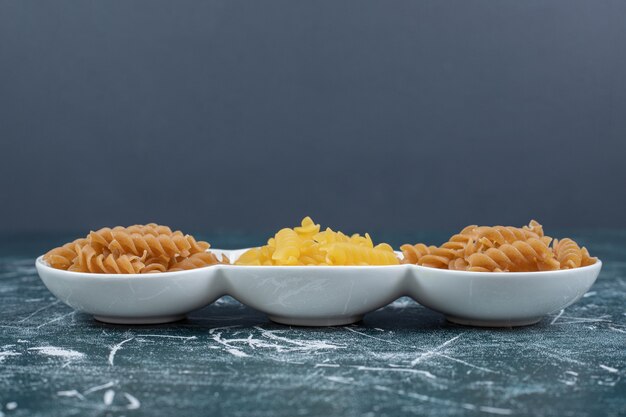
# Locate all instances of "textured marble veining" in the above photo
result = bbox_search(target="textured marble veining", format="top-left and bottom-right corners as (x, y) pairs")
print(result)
(0, 232), (624, 417)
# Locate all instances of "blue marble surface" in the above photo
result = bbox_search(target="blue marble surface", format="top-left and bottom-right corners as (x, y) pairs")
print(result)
(0, 232), (624, 417)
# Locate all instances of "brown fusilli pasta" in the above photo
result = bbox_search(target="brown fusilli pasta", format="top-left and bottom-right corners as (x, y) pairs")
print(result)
(399, 243), (431, 265)
(70, 245), (146, 274)
(43, 224), (225, 274)
(401, 221), (595, 272)
(553, 238), (583, 269)
(43, 238), (88, 270)
(169, 251), (228, 271)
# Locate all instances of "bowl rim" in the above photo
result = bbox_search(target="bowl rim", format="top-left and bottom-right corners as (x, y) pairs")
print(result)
(412, 258), (602, 276)
(35, 255), (220, 279)
(35, 253), (409, 279)
(36, 249), (602, 279)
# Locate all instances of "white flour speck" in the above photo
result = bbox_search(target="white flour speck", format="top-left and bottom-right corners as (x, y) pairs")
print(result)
(28, 346), (85, 359)
(226, 348), (249, 357)
(123, 393), (141, 410)
(57, 390), (85, 400)
(108, 337), (134, 366)
(600, 364), (619, 373)
(103, 389), (115, 405)
(325, 376), (355, 384)
(0, 351), (21, 362)
(478, 405), (513, 415)
(84, 381), (116, 395)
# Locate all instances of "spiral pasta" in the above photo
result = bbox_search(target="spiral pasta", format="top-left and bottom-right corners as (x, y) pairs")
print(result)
(553, 238), (583, 269)
(399, 243), (431, 265)
(401, 221), (595, 272)
(272, 228), (302, 265)
(322, 243), (400, 266)
(43, 238), (88, 270)
(466, 238), (560, 272)
(169, 251), (227, 271)
(235, 217), (400, 266)
(43, 224), (224, 274)
(70, 245), (146, 274)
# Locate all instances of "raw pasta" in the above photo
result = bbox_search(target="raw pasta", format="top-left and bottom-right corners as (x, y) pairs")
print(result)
(43, 224), (225, 274)
(235, 217), (400, 266)
(401, 221), (595, 272)
(169, 252), (228, 272)
(553, 238), (596, 269)
(70, 245), (146, 274)
(43, 238), (88, 270)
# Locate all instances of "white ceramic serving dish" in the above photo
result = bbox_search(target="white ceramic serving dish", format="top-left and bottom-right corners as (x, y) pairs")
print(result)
(221, 263), (408, 326)
(35, 249), (602, 327)
(406, 261), (602, 327)
(35, 250), (408, 326)
(35, 256), (226, 324)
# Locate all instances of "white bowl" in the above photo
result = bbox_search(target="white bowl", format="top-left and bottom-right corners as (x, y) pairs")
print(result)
(35, 250), (602, 327)
(222, 264), (408, 326)
(407, 261), (602, 327)
(35, 251), (408, 326)
(35, 256), (225, 324)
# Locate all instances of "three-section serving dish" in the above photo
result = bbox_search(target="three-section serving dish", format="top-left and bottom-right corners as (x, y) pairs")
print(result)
(36, 249), (602, 327)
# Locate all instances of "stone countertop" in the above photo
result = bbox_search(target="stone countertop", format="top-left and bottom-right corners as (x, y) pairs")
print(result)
(0, 231), (624, 417)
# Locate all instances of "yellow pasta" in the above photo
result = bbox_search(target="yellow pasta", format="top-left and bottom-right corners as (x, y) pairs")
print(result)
(43, 224), (223, 274)
(401, 220), (595, 272)
(272, 228), (302, 265)
(322, 243), (400, 266)
(235, 216), (399, 266)
(294, 216), (320, 238)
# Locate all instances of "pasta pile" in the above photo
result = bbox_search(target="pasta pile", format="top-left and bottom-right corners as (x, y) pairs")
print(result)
(43, 224), (226, 274)
(235, 217), (400, 266)
(401, 221), (595, 272)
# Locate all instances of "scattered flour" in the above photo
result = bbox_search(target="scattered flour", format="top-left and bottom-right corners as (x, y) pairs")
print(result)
(123, 393), (141, 410)
(103, 389), (115, 406)
(0, 351), (21, 362)
(57, 390), (85, 400)
(600, 364), (619, 373)
(28, 346), (85, 359)
(108, 337), (134, 366)
(83, 381), (116, 395)
(325, 376), (355, 384)
(226, 348), (249, 358)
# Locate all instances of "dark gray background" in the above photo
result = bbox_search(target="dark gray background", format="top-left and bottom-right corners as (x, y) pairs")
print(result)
(1, 0), (625, 234)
